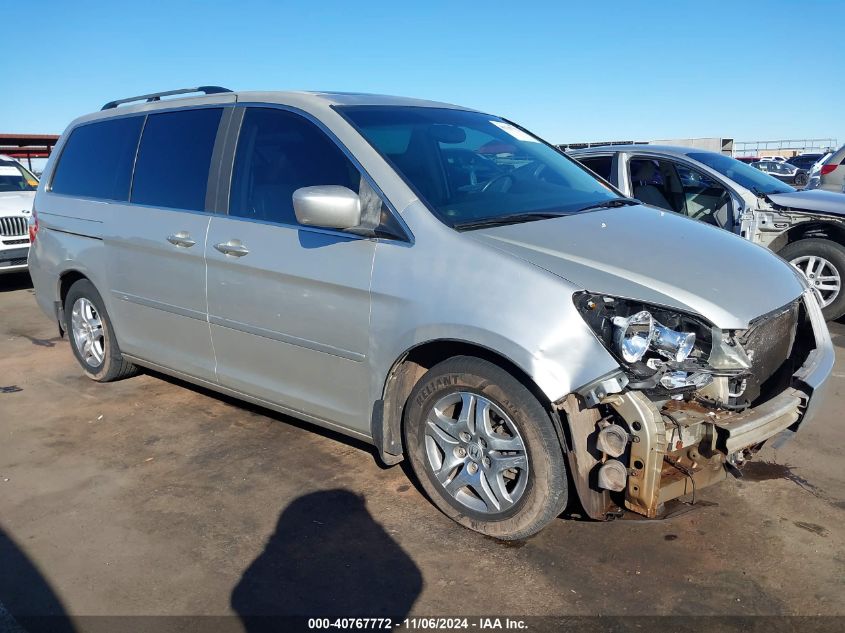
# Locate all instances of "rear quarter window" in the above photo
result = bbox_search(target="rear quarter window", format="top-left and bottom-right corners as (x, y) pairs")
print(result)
(131, 108), (223, 211)
(50, 116), (144, 201)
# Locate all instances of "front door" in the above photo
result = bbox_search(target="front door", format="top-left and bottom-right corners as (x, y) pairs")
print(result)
(205, 107), (375, 432)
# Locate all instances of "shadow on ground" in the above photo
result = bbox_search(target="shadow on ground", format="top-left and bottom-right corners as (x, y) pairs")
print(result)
(0, 526), (74, 633)
(0, 272), (32, 293)
(231, 489), (422, 631)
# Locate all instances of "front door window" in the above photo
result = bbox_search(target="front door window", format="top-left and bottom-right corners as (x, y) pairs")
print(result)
(673, 163), (732, 227)
(629, 157), (732, 228)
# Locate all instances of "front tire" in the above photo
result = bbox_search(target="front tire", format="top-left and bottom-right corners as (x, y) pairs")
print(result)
(403, 356), (567, 540)
(780, 238), (845, 320)
(64, 279), (138, 382)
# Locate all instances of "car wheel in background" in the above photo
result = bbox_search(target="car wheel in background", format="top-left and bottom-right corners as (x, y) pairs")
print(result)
(64, 279), (138, 382)
(794, 172), (808, 187)
(780, 238), (845, 320)
(403, 356), (567, 540)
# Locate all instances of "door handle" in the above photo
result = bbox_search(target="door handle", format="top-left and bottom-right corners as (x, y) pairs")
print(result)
(214, 240), (250, 257)
(167, 232), (196, 248)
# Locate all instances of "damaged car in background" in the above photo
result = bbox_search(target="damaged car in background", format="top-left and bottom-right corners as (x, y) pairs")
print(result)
(30, 90), (834, 539)
(570, 145), (845, 320)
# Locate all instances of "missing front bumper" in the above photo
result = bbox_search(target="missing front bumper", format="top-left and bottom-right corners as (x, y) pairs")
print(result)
(565, 290), (834, 520)
(603, 388), (807, 518)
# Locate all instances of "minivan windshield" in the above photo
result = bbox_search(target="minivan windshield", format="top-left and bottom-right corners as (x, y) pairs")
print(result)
(687, 151), (795, 195)
(341, 107), (622, 229)
(0, 159), (38, 193)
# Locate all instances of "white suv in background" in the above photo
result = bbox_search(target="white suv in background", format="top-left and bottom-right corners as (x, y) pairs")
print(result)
(0, 155), (38, 274)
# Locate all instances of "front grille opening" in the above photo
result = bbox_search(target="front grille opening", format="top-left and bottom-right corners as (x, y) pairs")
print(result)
(752, 301), (814, 406)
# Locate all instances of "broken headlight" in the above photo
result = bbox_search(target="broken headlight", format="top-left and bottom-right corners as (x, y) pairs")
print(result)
(612, 310), (696, 363)
(574, 292), (714, 393)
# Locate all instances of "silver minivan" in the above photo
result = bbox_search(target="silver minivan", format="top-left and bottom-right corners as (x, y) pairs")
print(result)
(29, 87), (834, 539)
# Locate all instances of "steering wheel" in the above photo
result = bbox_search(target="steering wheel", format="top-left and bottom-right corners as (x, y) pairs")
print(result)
(481, 173), (514, 193)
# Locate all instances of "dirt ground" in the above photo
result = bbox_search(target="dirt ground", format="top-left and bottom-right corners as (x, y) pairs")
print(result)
(1, 271), (843, 630)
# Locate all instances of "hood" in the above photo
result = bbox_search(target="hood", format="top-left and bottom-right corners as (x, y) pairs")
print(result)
(467, 205), (804, 329)
(765, 189), (845, 216)
(0, 191), (35, 215)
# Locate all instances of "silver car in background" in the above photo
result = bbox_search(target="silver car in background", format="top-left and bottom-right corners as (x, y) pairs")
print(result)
(809, 143), (845, 194)
(572, 145), (845, 320)
(28, 88), (833, 538)
(805, 152), (833, 191)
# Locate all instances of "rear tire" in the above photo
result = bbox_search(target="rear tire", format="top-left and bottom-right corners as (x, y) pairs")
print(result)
(780, 239), (845, 320)
(403, 356), (567, 540)
(64, 279), (138, 382)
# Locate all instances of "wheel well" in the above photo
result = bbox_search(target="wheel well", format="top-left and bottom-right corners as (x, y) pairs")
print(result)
(54, 270), (91, 333)
(772, 220), (845, 254)
(59, 270), (89, 306)
(374, 340), (561, 466)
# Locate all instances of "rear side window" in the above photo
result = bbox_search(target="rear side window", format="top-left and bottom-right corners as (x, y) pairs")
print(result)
(578, 155), (613, 181)
(229, 108), (360, 225)
(51, 116), (143, 201)
(131, 108), (222, 211)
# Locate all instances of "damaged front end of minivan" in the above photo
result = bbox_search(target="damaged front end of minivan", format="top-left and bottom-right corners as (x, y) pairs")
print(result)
(558, 288), (834, 520)
(743, 195), (845, 254)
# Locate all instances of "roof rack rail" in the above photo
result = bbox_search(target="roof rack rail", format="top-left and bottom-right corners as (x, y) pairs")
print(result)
(101, 86), (233, 110)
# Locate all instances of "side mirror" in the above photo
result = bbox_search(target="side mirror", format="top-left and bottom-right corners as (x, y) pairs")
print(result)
(292, 185), (362, 230)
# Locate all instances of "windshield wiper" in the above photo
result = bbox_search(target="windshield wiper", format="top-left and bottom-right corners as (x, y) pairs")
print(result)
(454, 198), (641, 230)
(573, 198), (640, 213)
(454, 211), (570, 231)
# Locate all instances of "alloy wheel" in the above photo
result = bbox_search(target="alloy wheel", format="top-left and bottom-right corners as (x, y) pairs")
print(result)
(423, 391), (529, 515)
(70, 297), (105, 367)
(790, 255), (842, 308)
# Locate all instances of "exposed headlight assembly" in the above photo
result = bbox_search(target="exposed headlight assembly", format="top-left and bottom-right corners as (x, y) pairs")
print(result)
(611, 311), (654, 363)
(574, 292), (714, 393)
(611, 310), (696, 363)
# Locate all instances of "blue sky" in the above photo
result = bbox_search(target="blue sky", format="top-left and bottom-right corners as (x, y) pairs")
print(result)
(3, 1), (844, 147)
